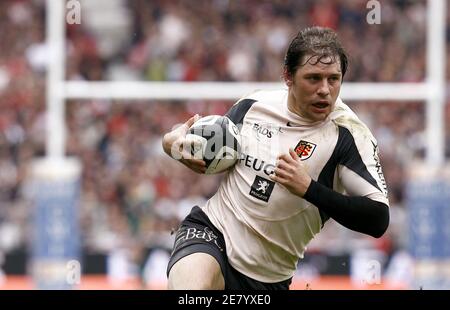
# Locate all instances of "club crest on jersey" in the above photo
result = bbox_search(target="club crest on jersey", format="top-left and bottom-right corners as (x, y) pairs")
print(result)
(294, 140), (317, 160)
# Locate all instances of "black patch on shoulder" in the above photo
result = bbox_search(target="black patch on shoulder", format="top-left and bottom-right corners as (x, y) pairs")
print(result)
(225, 99), (256, 126)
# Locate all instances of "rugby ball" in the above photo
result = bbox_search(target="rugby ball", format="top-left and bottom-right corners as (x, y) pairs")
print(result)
(186, 115), (241, 174)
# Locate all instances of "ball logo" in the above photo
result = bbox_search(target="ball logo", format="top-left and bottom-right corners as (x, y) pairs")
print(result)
(231, 124), (239, 136)
(184, 115), (241, 174)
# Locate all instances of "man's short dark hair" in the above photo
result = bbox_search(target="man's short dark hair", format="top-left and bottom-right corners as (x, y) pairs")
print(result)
(284, 27), (348, 79)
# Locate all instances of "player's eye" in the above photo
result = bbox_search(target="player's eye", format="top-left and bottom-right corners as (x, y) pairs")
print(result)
(329, 76), (340, 81)
(306, 75), (321, 81)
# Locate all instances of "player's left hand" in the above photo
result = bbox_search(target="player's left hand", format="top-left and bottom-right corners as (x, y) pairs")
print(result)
(162, 114), (207, 174)
(269, 148), (312, 197)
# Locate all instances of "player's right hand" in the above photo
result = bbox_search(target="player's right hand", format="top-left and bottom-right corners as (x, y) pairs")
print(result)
(270, 148), (312, 197)
(162, 114), (207, 174)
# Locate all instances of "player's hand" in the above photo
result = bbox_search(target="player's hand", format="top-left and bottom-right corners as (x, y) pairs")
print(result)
(162, 114), (206, 174)
(269, 148), (312, 197)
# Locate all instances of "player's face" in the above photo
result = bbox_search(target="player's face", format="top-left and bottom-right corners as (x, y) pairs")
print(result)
(288, 55), (342, 122)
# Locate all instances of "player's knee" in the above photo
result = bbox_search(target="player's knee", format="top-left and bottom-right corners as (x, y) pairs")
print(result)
(168, 253), (224, 290)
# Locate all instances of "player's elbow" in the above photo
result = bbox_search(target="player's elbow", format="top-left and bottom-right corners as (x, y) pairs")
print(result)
(371, 204), (390, 238)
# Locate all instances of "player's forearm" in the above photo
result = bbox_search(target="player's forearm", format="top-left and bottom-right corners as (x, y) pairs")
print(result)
(303, 180), (389, 238)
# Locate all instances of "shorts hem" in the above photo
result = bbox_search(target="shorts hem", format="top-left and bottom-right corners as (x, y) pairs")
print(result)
(166, 243), (226, 279)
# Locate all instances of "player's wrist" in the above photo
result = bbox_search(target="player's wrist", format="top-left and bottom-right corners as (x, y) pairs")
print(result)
(299, 176), (312, 197)
(302, 178), (316, 199)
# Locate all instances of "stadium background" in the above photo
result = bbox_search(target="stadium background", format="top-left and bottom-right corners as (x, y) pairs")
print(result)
(0, 0), (448, 289)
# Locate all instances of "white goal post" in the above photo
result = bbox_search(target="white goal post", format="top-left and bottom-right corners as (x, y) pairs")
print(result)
(46, 0), (446, 166)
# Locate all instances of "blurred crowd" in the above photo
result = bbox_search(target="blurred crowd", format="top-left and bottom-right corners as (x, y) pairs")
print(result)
(0, 0), (449, 283)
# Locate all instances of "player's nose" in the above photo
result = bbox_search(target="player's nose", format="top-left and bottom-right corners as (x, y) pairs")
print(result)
(317, 79), (330, 97)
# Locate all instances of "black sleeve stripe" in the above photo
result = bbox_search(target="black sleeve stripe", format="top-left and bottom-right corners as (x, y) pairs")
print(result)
(225, 99), (257, 126)
(337, 126), (381, 192)
(316, 144), (339, 226)
(315, 126), (381, 227)
(304, 180), (389, 238)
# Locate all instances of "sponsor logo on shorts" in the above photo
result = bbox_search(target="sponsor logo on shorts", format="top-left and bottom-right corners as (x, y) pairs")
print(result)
(174, 227), (223, 252)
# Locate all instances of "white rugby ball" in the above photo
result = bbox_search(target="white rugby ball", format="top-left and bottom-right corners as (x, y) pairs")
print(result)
(186, 115), (241, 174)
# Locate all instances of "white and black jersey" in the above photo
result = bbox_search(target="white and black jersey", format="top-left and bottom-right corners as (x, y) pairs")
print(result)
(201, 89), (389, 283)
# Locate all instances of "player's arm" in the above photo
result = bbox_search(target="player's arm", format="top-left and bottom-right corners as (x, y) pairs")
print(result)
(270, 149), (389, 238)
(162, 114), (206, 174)
(303, 180), (389, 238)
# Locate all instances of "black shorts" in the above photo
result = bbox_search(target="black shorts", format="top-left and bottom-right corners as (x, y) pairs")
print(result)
(167, 206), (292, 290)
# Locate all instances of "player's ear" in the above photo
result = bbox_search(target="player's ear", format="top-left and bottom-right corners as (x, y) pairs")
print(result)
(283, 68), (293, 87)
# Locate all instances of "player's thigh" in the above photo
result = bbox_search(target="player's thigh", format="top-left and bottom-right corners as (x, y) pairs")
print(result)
(168, 252), (225, 290)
